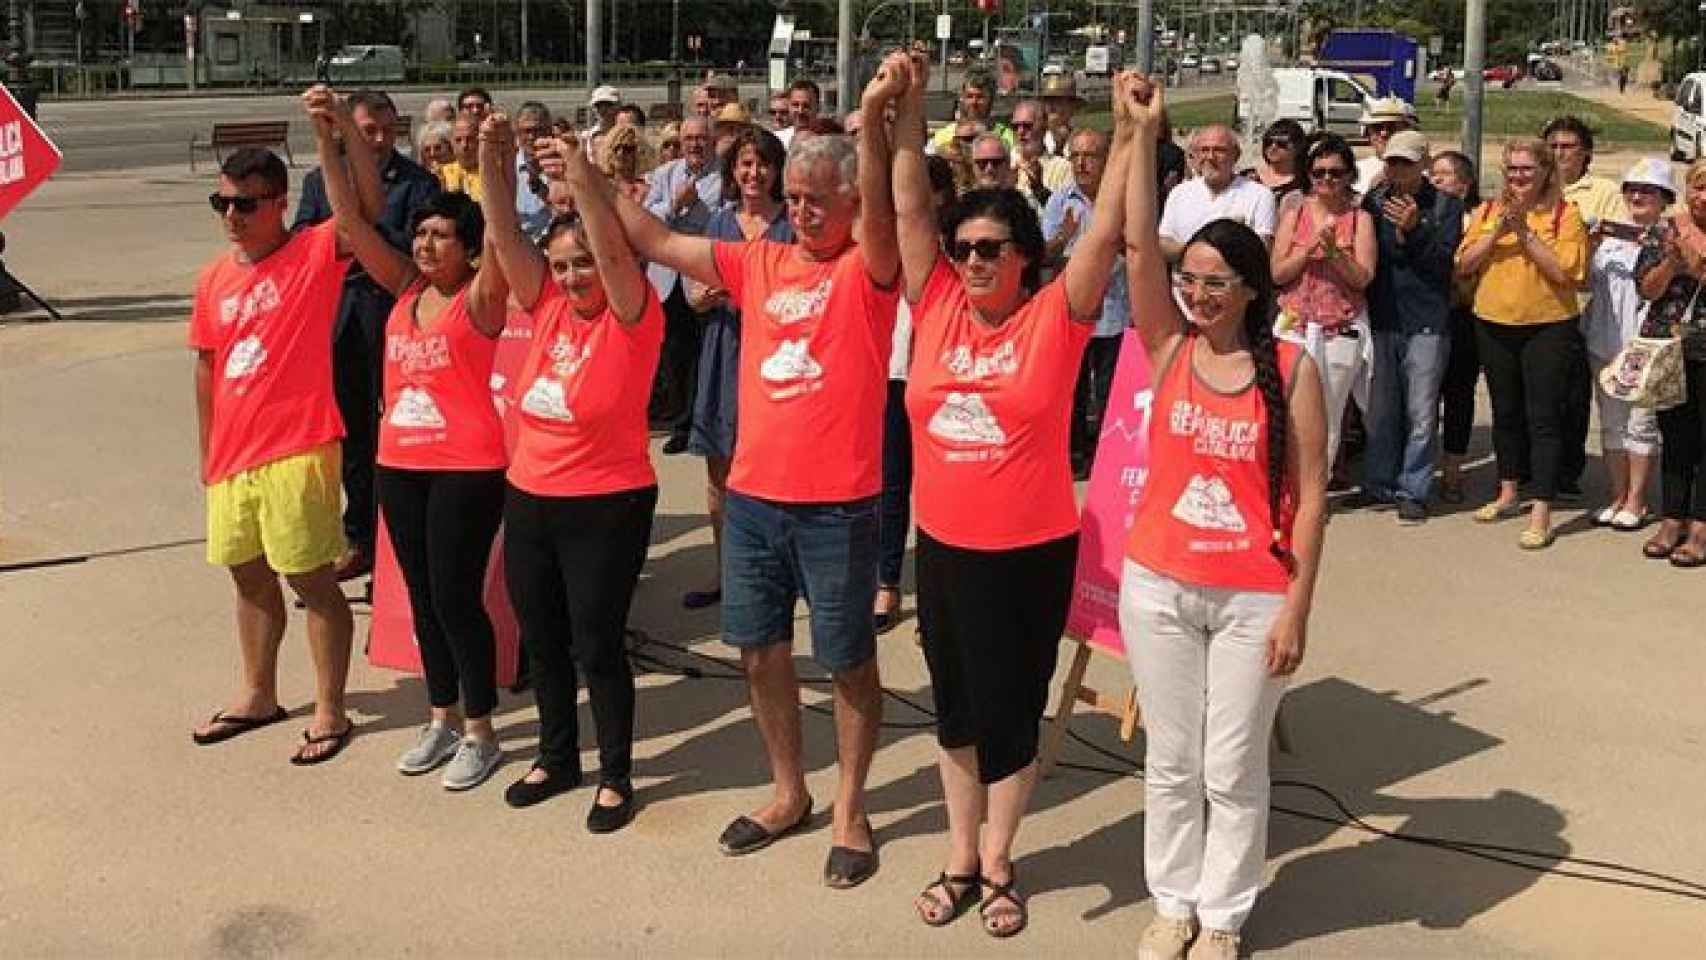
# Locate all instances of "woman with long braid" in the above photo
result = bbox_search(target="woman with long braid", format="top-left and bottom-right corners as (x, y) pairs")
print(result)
(1119, 81), (1330, 960)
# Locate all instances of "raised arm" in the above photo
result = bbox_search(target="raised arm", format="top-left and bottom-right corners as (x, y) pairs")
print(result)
(1060, 70), (1135, 323)
(856, 51), (909, 288)
(562, 129), (650, 326)
(478, 115), (548, 310)
(893, 47), (940, 303)
(610, 188), (721, 291)
(1123, 77), (1184, 362)
(304, 86), (415, 296)
(456, 115), (513, 336)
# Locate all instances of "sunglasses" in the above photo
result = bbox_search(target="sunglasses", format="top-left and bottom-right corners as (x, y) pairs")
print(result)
(1310, 167), (1350, 181)
(973, 157), (1008, 169)
(209, 193), (280, 214)
(1172, 271), (1241, 296)
(1011, 120), (1036, 130)
(1263, 137), (1294, 149)
(948, 238), (1012, 262)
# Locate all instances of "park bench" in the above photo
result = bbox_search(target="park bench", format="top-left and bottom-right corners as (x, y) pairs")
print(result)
(189, 121), (292, 172)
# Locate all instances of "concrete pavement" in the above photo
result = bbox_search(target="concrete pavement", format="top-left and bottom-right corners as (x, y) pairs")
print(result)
(3, 152), (1706, 956)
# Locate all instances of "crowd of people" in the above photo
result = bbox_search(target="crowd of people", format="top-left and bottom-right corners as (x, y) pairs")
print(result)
(183, 48), (1704, 957)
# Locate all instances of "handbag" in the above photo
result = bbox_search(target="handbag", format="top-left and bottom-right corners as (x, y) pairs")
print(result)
(1599, 276), (1696, 410)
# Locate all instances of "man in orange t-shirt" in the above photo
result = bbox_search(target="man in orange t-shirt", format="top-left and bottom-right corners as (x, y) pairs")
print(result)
(186, 147), (356, 766)
(611, 56), (910, 887)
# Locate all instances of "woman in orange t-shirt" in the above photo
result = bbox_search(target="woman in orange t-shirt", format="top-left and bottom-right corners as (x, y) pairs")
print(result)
(890, 62), (1138, 938)
(1120, 83), (1329, 958)
(308, 91), (513, 789)
(482, 120), (665, 834)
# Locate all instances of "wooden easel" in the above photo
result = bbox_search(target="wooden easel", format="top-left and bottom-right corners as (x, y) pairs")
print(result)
(1038, 635), (1296, 779)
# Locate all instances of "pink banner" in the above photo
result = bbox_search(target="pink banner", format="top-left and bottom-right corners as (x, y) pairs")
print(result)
(368, 308), (536, 685)
(1065, 331), (1156, 657)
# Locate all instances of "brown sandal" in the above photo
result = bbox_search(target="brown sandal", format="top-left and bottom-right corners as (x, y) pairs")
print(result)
(1644, 523), (1685, 560)
(1670, 542), (1706, 568)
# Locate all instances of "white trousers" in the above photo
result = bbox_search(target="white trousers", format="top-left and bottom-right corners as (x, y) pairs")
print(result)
(1119, 560), (1288, 933)
(1281, 319), (1369, 464)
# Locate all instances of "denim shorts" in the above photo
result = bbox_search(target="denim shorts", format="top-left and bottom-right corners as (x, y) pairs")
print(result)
(721, 490), (879, 673)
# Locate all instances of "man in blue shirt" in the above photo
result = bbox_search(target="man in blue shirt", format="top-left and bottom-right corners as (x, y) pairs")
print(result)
(292, 89), (440, 580)
(512, 101), (555, 240)
(1042, 128), (1127, 479)
(642, 116), (724, 453)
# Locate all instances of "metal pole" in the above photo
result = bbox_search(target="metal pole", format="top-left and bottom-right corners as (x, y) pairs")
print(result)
(1137, 0), (1154, 73)
(837, 0), (853, 115)
(521, 0), (530, 67)
(940, 0), (948, 91)
(1463, 0), (1486, 190)
(588, 0), (603, 87)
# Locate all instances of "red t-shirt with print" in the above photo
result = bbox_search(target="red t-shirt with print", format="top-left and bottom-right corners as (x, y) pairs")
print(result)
(506, 282), (665, 497)
(712, 239), (898, 503)
(188, 221), (349, 485)
(376, 283), (507, 471)
(906, 260), (1092, 549)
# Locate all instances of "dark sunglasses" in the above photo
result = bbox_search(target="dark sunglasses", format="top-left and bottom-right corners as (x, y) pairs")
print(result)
(1011, 120), (1035, 130)
(1310, 167), (1350, 181)
(209, 193), (279, 214)
(1263, 136), (1295, 149)
(948, 238), (1011, 262)
(973, 157), (1007, 168)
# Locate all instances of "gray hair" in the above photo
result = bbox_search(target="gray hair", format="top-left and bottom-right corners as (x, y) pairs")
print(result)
(417, 119), (453, 151)
(516, 100), (552, 123)
(1011, 99), (1043, 123)
(787, 133), (858, 193)
(424, 97), (455, 123)
(970, 133), (1009, 157)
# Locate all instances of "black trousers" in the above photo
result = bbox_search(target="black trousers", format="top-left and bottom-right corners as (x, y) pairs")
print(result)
(1071, 335), (1122, 468)
(333, 297), (388, 554)
(1475, 318), (1584, 501)
(503, 484), (657, 782)
(653, 284), (702, 440)
(1560, 329), (1592, 490)
(1441, 306), (1480, 457)
(1658, 356), (1706, 521)
(376, 467), (506, 719)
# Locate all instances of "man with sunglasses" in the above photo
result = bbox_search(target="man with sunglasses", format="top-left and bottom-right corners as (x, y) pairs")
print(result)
(1353, 96), (1415, 195)
(513, 101), (555, 239)
(1358, 130), (1464, 524)
(1158, 124), (1276, 262)
(1043, 128), (1129, 478)
(189, 145), (357, 764)
(1008, 100), (1070, 210)
(292, 88), (442, 583)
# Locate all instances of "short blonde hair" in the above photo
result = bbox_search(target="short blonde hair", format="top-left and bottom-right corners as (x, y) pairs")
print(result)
(1686, 158), (1706, 192)
(1503, 137), (1560, 204)
(599, 124), (655, 177)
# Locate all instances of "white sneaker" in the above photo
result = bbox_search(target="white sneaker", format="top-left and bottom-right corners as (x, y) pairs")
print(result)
(440, 737), (502, 791)
(1186, 928), (1241, 960)
(1138, 914), (1200, 960)
(396, 723), (460, 775)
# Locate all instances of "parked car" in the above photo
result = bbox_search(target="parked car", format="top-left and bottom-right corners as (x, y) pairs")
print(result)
(1180, 54), (1200, 70)
(1530, 58), (1563, 82)
(1674, 71), (1706, 162)
(948, 52), (967, 66)
(1201, 57), (1221, 74)
(1224, 56), (1239, 71)
(1484, 64), (1522, 85)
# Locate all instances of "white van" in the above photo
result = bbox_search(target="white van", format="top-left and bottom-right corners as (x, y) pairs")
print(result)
(1238, 67), (1378, 138)
(1672, 72), (1706, 162)
(327, 45), (406, 84)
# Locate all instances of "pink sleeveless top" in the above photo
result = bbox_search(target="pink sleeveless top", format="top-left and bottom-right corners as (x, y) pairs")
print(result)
(1277, 202), (1365, 333)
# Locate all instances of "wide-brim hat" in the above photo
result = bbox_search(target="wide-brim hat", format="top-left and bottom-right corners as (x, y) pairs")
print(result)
(1039, 73), (1082, 101)
(589, 85), (621, 106)
(715, 102), (752, 125)
(1359, 95), (1414, 126)
(1622, 156), (1678, 198)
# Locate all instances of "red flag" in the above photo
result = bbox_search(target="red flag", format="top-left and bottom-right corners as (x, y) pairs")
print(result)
(0, 85), (63, 222)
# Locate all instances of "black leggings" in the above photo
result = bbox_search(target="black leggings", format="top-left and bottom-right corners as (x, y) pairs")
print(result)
(1475, 318), (1583, 501)
(375, 467), (506, 719)
(1441, 306), (1479, 457)
(504, 483), (657, 782)
(1658, 356), (1706, 521)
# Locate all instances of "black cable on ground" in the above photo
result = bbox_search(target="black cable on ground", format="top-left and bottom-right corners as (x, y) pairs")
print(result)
(0, 536), (206, 574)
(632, 634), (1706, 904)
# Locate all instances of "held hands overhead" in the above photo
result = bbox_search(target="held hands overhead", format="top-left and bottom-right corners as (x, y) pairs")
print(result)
(300, 84), (344, 138)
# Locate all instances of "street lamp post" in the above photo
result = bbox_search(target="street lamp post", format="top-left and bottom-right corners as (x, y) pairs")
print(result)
(5, 0), (36, 116)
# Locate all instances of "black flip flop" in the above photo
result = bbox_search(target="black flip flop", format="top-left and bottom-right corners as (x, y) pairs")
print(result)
(979, 871), (1028, 939)
(289, 721), (354, 766)
(191, 706), (288, 746)
(917, 871), (982, 927)
(1669, 544), (1706, 569)
(823, 817), (878, 889)
(718, 798), (814, 856)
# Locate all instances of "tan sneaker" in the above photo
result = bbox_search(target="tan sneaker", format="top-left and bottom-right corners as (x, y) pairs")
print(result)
(1138, 914), (1199, 960)
(1186, 928), (1241, 960)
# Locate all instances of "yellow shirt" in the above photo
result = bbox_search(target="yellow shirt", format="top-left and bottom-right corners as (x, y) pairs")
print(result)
(1458, 200), (1589, 326)
(1563, 174), (1629, 229)
(438, 161), (484, 203)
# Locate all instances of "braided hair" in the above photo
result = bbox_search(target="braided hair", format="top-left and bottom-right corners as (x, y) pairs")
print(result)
(1185, 219), (1293, 570)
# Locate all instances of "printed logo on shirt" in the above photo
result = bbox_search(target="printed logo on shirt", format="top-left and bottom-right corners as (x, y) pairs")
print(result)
(547, 333), (593, 378)
(388, 386), (447, 430)
(520, 377), (574, 422)
(219, 278), (281, 329)
(1168, 400), (1259, 461)
(759, 338), (825, 399)
(928, 392), (1007, 448)
(489, 373), (509, 415)
(387, 333), (451, 376)
(1171, 474), (1248, 533)
(763, 279), (833, 326)
(940, 341), (1018, 381)
(224, 334), (267, 381)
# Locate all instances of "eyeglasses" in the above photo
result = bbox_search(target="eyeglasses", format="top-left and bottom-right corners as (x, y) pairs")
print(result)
(209, 193), (280, 214)
(1263, 137), (1294, 149)
(1623, 184), (1664, 198)
(948, 238), (1012, 262)
(1310, 167), (1351, 181)
(1011, 120), (1035, 130)
(1172, 271), (1241, 296)
(1504, 164), (1538, 176)
(973, 157), (1008, 169)
(1196, 145), (1235, 156)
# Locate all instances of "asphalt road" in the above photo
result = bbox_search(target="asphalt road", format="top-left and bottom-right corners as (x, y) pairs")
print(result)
(34, 76), (1234, 174)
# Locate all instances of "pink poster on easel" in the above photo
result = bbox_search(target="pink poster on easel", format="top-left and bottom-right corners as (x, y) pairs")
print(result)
(1065, 330), (1156, 658)
(368, 308), (535, 685)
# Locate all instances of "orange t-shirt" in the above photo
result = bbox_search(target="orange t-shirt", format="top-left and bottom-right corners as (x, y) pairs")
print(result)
(906, 260), (1092, 549)
(1126, 333), (1305, 593)
(376, 283), (507, 471)
(712, 239), (899, 503)
(506, 282), (665, 497)
(188, 221), (349, 485)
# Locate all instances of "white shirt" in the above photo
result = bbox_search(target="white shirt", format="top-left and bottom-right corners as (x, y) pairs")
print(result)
(775, 126), (795, 150)
(1158, 175), (1278, 245)
(888, 299), (912, 380)
(1353, 155), (1385, 196)
(1585, 237), (1648, 364)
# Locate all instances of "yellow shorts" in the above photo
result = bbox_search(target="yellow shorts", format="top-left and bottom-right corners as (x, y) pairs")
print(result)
(206, 442), (346, 575)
